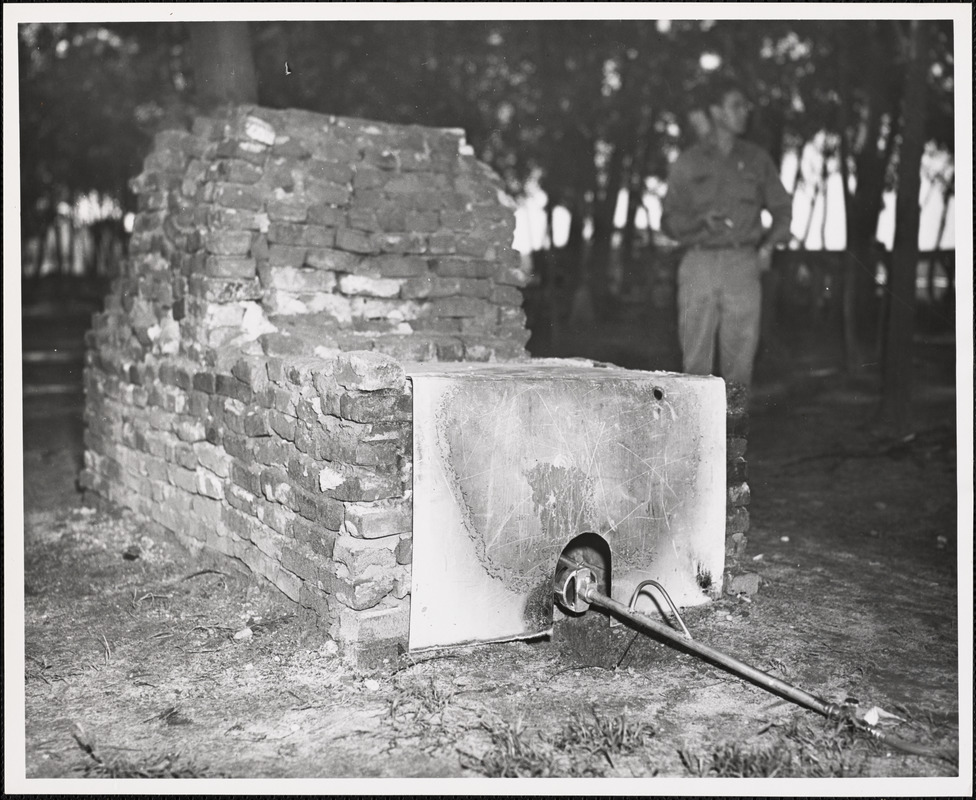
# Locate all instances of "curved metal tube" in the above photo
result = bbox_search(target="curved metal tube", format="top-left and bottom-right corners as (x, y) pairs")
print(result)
(628, 579), (693, 640)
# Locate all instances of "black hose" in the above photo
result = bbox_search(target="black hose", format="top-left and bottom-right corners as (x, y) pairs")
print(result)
(847, 718), (957, 763)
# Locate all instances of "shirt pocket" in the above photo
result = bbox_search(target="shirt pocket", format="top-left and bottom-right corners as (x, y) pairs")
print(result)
(735, 170), (762, 207)
(688, 171), (716, 208)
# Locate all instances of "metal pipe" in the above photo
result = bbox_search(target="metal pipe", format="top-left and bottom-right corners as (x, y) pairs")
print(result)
(554, 564), (955, 762)
(577, 580), (841, 718)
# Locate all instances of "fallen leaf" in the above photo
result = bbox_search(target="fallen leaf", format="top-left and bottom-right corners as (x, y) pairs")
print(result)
(861, 706), (904, 726)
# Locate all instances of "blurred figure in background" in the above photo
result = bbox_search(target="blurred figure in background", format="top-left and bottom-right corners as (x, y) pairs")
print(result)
(662, 75), (792, 391)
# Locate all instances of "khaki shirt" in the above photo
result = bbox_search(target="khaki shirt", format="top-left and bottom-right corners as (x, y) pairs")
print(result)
(661, 138), (793, 249)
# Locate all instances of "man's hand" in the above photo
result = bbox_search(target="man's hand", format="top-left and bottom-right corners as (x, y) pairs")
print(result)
(757, 244), (774, 272)
(703, 209), (733, 234)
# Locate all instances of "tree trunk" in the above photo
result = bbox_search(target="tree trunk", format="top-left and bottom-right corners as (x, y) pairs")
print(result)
(847, 23), (903, 349)
(933, 181), (953, 251)
(819, 141), (830, 249)
(567, 145), (598, 326)
(587, 138), (628, 311)
(838, 129), (862, 372)
(189, 22), (259, 110)
(620, 167), (646, 295)
(879, 21), (929, 434)
(800, 178), (821, 248)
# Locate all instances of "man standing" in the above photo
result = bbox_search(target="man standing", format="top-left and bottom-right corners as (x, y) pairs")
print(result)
(661, 77), (793, 390)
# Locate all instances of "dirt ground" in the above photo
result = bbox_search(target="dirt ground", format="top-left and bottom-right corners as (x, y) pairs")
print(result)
(10, 284), (972, 791)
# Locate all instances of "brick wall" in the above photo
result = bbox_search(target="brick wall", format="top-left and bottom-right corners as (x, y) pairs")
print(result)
(82, 104), (750, 662)
(725, 381), (752, 586)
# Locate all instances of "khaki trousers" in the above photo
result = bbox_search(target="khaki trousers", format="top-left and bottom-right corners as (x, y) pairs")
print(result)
(676, 247), (762, 387)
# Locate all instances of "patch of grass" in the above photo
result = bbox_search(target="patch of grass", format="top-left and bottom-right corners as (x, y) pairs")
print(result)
(462, 717), (566, 778)
(553, 707), (655, 769)
(678, 715), (872, 778)
(679, 740), (793, 777)
(389, 676), (456, 726)
(782, 716), (874, 777)
(75, 750), (224, 779)
(462, 709), (655, 778)
(386, 675), (465, 755)
(71, 724), (225, 778)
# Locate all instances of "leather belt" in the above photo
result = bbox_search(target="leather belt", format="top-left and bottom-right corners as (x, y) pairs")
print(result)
(692, 242), (759, 251)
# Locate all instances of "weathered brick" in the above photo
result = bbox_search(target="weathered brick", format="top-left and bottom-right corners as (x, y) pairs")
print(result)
(289, 485), (345, 529)
(307, 204), (343, 228)
(193, 441), (232, 477)
(258, 465), (291, 504)
(726, 531), (749, 559)
(347, 207), (380, 232)
(334, 351), (405, 392)
(268, 409), (298, 441)
(262, 265), (337, 293)
(206, 230), (253, 256)
(174, 418), (207, 443)
(336, 274), (401, 299)
(727, 412), (750, 438)
(436, 340), (465, 361)
(273, 137), (312, 159)
(490, 284), (524, 306)
(423, 296), (495, 319)
(333, 565), (395, 612)
(726, 506), (750, 535)
(336, 599), (409, 651)
(439, 209), (475, 229)
(167, 463), (198, 493)
(728, 455), (748, 483)
(336, 228), (377, 255)
(305, 182), (351, 206)
(404, 211), (439, 232)
(215, 374), (254, 403)
(344, 500), (412, 540)
(302, 225), (336, 248)
(215, 159), (263, 184)
(728, 482), (751, 507)
(431, 258), (496, 278)
(267, 198), (308, 223)
(293, 518), (339, 555)
(377, 232), (428, 254)
(231, 460), (263, 495)
(172, 441), (200, 470)
(280, 545), (331, 588)
(204, 256), (258, 280)
(226, 483), (258, 516)
(258, 501), (298, 538)
(395, 535), (412, 565)
(727, 437), (748, 460)
(339, 391), (411, 424)
(401, 275), (491, 300)
(215, 183), (265, 210)
(268, 244), (308, 268)
(209, 208), (270, 232)
(427, 231), (458, 254)
(306, 159), (353, 185)
(305, 246), (362, 271)
(267, 222), (306, 246)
